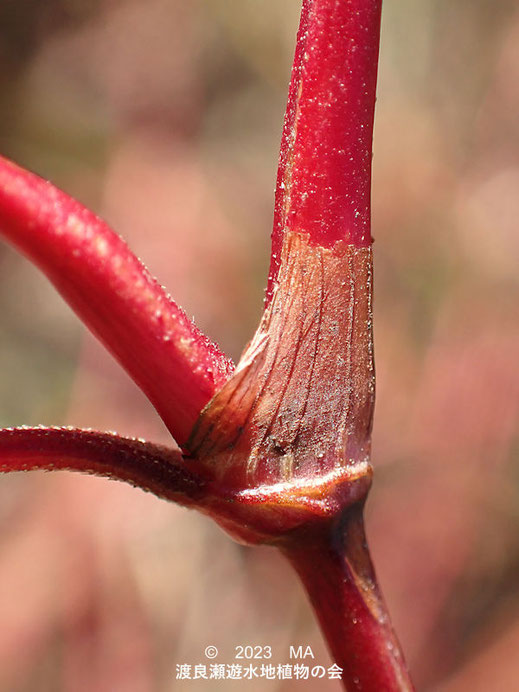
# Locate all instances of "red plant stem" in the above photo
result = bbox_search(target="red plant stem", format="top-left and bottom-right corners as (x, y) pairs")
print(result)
(0, 156), (233, 445)
(268, 0), (382, 301)
(0, 427), (206, 505)
(282, 505), (414, 691)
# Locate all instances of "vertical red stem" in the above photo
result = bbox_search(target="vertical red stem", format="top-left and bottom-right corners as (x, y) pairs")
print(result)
(282, 506), (414, 691)
(268, 0), (382, 300)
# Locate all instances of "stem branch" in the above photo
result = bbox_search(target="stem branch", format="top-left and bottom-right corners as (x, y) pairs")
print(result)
(0, 427), (206, 505)
(0, 156), (233, 445)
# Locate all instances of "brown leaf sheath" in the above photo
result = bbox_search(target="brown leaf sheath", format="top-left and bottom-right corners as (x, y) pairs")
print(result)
(189, 231), (374, 492)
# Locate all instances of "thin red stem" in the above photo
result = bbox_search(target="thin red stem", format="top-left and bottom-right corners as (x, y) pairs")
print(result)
(0, 156), (233, 445)
(0, 427), (206, 505)
(282, 505), (414, 691)
(268, 0), (382, 301)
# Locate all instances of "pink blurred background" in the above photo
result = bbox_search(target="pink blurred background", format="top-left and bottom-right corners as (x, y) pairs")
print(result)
(1, 1), (518, 690)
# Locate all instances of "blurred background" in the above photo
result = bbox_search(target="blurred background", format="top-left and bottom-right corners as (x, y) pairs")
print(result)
(0, 0), (518, 690)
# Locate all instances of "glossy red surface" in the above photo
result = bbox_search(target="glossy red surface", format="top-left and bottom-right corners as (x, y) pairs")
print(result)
(0, 156), (233, 445)
(268, 0), (382, 301)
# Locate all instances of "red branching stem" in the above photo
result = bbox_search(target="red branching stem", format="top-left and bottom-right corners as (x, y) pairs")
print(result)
(0, 427), (206, 505)
(282, 506), (414, 692)
(268, 0), (382, 301)
(0, 156), (234, 445)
